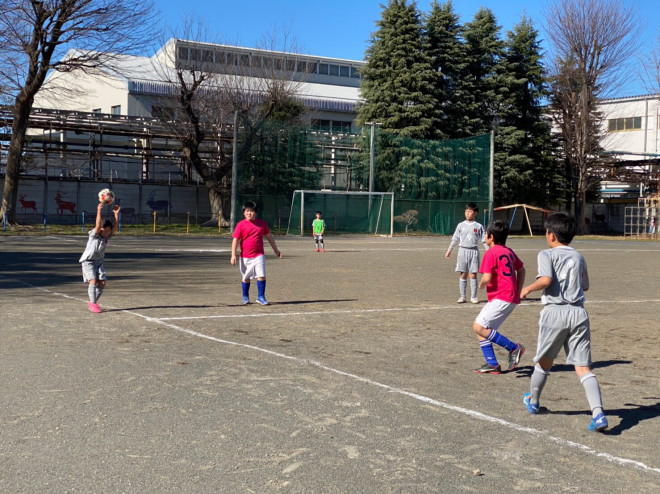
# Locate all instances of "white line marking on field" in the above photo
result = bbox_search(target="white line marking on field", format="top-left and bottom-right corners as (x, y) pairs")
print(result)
(157, 299), (660, 321)
(4, 274), (660, 477)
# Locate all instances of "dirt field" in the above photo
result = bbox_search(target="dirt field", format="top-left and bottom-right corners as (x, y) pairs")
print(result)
(1, 234), (659, 493)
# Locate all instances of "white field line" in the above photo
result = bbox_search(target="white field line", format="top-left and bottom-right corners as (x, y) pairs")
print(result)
(2, 274), (660, 477)
(157, 299), (660, 321)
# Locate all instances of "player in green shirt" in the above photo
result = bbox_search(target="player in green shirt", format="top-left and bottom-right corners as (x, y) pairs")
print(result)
(312, 211), (326, 252)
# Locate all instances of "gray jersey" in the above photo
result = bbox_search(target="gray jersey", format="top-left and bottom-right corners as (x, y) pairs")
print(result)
(447, 220), (485, 251)
(79, 230), (110, 263)
(537, 246), (589, 306)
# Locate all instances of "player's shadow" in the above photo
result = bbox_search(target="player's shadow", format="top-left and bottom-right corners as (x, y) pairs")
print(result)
(512, 359), (632, 378)
(225, 298), (357, 307)
(106, 304), (213, 311)
(546, 400), (660, 435)
(274, 298), (358, 305)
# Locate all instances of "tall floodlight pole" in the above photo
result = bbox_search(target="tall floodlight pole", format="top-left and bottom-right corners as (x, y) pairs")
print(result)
(367, 122), (377, 194)
(230, 111), (239, 233)
(489, 130), (495, 223)
(366, 122), (380, 218)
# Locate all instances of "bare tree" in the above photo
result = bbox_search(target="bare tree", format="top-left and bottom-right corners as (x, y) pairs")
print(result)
(545, 0), (640, 232)
(640, 32), (660, 95)
(0, 0), (157, 224)
(151, 19), (306, 225)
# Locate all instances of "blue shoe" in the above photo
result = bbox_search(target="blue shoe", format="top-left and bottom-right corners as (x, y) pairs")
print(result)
(242, 296), (250, 305)
(256, 296), (269, 305)
(523, 393), (539, 414)
(588, 413), (608, 432)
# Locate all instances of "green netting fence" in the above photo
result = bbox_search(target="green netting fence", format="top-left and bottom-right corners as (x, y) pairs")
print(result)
(234, 123), (492, 235)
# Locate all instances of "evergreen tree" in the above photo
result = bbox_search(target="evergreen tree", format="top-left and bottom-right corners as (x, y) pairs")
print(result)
(494, 17), (563, 206)
(357, 0), (437, 140)
(457, 8), (503, 138)
(425, 1), (465, 139)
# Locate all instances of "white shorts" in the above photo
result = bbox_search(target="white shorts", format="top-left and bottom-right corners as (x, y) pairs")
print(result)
(81, 260), (106, 283)
(239, 254), (266, 281)
(533, 306), (592, 366)
(475, 299), (516, 331)
(455, 247), (480, 273)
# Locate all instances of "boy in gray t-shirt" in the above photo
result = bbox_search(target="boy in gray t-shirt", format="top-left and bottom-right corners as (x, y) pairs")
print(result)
(445, 202), (486, 304)
(520, 213), (607, 432)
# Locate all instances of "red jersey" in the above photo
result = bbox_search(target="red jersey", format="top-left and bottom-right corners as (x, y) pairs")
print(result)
(233, 218), (270, 258)
(479, 244), (524, 303)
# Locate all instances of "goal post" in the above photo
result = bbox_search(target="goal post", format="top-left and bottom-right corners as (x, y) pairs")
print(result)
(286, 190), (394, 236)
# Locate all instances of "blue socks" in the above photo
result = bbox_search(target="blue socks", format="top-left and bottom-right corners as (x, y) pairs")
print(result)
(242, 282), (250, 298)
(257, 280), (266, 298)
(487, 329), (517, 353)
(479, 341), (498, 366)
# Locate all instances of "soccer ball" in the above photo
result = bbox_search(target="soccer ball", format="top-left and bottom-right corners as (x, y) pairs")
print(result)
(98, 188), (115, 205)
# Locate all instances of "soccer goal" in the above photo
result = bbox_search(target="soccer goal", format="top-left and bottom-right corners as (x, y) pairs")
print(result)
(286, 190), (394, 236)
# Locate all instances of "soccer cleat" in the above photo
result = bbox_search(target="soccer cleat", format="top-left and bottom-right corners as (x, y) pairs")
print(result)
(470, 297), (479, 304)
(321, 248), (325, 252)
(588, 413), (608, 432)
(507, 345), (525, 371)
(473, 363), (501, 374)
(523, 393), (539, 414)
(457, 297), (466, 303)
(88, 301), (102, 313)
(256, 296), (269, 305)
(242, 296), (250, 305)
(315, 248), (320, 252)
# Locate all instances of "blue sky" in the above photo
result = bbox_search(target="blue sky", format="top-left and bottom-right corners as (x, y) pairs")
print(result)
(154, 0), (658, 97)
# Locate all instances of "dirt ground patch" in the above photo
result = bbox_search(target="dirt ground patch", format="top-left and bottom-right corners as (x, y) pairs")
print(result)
(1, 234), (659, 493)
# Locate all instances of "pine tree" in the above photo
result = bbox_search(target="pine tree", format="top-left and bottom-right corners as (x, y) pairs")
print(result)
(495, 17), (562, 206)
(425, 1), (465, 139)
(457, 8), (503, 138)
(357, 0), (437, 140)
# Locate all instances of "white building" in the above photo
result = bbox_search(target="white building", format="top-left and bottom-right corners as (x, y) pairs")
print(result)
(598, 93), (660, 198)
(35, 38), (364, 132)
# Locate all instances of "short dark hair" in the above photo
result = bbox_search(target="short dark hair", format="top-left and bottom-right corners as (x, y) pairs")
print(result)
(486, 219), (509, 245)
(242, 201), (258, 212)
(102, 219), (114, 229)
(466, 202), (479, 213)
(315, 210), (322, 215)
(545, 212), (577, 244)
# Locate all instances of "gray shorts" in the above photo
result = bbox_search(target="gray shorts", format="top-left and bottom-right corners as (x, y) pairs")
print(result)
(455, 247), (480, 273)
(81, 260), (106, 283)
(533, 306), (592, 366)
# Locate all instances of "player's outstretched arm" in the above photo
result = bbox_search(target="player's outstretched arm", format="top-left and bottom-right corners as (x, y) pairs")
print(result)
(111, 205), (121, 235)
(521, 276), (551, 299)
(93, 203), (104, 234)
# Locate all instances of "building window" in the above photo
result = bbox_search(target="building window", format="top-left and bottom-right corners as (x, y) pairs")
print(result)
(177, 46), (188, 60)
(350, 67), (361, 79)
(92, 108), (102, 114)
(318, 63), (329, 75)
(339, 65), (349, 77)
(111, 105), (121, 115)
(329, 64), (339, 76)
(608, 116), (642, 132)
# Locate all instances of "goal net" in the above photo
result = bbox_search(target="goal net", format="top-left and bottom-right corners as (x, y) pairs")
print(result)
(286, 190), (394, 236)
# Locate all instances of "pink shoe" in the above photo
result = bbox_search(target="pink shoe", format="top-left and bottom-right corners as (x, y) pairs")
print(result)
(88, 301), (102, 313)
